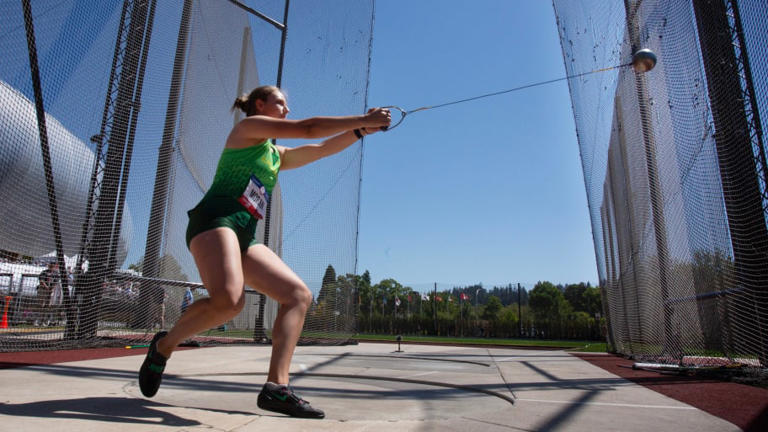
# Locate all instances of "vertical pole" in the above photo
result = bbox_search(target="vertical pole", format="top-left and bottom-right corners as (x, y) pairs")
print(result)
(140, 0), (192, 328)
(614, 97), (645, 344)
(234, 25), (251, 128)
(257, 0), (290, 341)
(144, 0), (192, 280)
(692, 0), (768, 366)
(264, 0), (290, 249)
(21, 0), (72, 335)
(81, 0), (153, 338)
(433, 282), (437, 335)
(459, 294), (463, 337)
(518, 283), (522, 337)
(601, 204), (619, 351)
(624, 0), (675, 359)
(109, 0), (158, 272)
(274, 0), (290, 89)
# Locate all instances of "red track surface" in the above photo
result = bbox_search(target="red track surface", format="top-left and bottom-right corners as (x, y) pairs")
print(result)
(0, 346), (194, 369)
(574, 353), (768, 432)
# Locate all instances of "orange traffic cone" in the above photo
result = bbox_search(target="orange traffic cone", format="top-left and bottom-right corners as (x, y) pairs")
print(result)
(1, 296), (11, 329)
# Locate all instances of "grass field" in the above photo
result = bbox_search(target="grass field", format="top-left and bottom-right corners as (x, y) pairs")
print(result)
(195, 327), (608, 352)
(0, 324), (608, 353)
(353, 333), (608, 352)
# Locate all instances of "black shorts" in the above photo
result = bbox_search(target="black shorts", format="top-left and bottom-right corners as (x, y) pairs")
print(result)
(186, 197), (259, 252)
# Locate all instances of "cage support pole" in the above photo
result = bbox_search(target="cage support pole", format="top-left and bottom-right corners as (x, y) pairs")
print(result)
(21, 0), (72, 335)
(140, 0), (193, 329)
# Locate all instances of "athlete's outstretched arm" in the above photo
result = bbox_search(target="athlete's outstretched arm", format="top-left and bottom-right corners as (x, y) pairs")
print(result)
(278, 125), (383, 170)
(227, 108), (390, 147)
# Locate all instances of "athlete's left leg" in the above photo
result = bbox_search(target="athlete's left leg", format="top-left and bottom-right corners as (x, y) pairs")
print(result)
(241, 244), (312, 385)
(242, 244), (324, 418)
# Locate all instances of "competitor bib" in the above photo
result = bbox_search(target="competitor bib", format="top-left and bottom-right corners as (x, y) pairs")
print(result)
(238, 175), (270, 219)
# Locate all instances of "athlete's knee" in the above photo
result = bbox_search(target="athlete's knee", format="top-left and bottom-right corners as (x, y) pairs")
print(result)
(209, 289), (246, 317)
(285, 283), (312, 310)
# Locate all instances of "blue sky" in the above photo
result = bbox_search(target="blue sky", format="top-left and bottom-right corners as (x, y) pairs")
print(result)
(356, 1), (598, 289)
(1, 0), (597, 292)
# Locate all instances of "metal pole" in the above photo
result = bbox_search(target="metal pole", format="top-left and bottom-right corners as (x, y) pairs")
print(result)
(81, 0), (154, 338)
(235, 26), (251, 128)
(433, 282), (437, 335)
(459, 294), (463, 337)
(254, 0), (290, 342)
(226, 0), (285, 30)
(143, 0), (192, 280)
(140, 0), (192, 329)
(109, 0), (158, 272)
(264, 0), (290, 249)
(275, 0), (290, 89)
(518, 283), (522, 337)
(624, 0), (675, 359)
(692, 0), (768, 366)
(21, 0), (71, 334)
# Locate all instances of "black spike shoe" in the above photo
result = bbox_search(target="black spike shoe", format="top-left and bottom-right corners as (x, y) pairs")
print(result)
(257, 382), (325, 419)
(138, 331), (168, 397)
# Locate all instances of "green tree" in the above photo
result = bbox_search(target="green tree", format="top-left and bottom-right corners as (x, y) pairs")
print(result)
(498, 305), (520, 337)
(482, 296), (503, 320)
(564, 283), (588, 312)
(375, 278), (404, 314)
(582, 285), (602, 316)
(333, 273), (360, 330)
(529, 282), (562, 317)
(317, 264), (337, 304)
(358, 270), (374, 319)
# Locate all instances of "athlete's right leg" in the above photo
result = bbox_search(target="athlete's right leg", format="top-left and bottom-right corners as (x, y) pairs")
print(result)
(154, 227), (246, 358)
(140, 227), (246, 397)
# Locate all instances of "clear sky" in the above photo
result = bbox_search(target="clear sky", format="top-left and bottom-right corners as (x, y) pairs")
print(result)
(2, 0), (597, 292)
(356, 1), (599, 290)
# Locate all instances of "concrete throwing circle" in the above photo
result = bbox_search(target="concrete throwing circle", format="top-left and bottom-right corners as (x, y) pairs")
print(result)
(124, 353), (514, 421)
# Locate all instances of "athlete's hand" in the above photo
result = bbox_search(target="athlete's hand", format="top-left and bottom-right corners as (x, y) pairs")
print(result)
(363, 107), (391, 130)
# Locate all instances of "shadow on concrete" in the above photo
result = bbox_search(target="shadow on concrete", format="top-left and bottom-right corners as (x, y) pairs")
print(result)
(0, 396), (248, 426)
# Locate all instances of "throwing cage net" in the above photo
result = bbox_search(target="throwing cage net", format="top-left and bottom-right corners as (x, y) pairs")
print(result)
(0, 0), (373, 351)
(553, 0), (768, 372)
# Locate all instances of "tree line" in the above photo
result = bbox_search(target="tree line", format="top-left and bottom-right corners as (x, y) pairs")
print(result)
(312, 265), (604, 340)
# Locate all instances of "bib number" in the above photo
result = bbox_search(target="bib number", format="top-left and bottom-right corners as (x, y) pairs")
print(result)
(238, 175), (270, 219)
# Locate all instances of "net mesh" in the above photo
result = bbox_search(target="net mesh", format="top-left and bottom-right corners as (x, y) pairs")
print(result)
(0, 0), (373, 351)
(553, 0), (768, 370)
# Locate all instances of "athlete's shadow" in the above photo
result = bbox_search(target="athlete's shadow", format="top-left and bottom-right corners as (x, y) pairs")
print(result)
(0, 396), (249, 426)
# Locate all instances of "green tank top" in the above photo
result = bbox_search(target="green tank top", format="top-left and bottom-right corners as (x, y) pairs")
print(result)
(204, 139), (281, 200)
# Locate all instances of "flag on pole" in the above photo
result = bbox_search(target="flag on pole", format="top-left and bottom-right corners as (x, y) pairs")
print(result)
(422, 293), (429, 301)
(436, 295), (443, 302)
(395, 297), (401, 307)
(460, 293), (470, 301)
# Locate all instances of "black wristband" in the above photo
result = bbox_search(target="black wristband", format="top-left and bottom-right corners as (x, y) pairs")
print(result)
(353, 129), (363, 139)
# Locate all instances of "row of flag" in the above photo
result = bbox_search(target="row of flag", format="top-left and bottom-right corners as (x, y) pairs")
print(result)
(382, 292), (472, 304)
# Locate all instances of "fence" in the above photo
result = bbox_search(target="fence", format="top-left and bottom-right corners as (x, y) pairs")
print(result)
(553, 0), (768, 369)
(0, 0), (373, 351)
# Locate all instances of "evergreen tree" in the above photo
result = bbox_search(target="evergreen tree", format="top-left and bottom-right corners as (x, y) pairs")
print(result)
(318, 265), (337, 304)
(482, 296), (503, 320)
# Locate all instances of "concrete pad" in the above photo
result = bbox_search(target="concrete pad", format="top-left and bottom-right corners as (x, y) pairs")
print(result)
(0, 343), (741, 431)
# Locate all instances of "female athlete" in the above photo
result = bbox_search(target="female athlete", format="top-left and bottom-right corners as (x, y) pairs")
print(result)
(139, 85), (391, 419)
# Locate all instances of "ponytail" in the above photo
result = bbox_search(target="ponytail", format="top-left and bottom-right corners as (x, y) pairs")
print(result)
(231, 85), (281, 116)
(231, 95), (250, 113)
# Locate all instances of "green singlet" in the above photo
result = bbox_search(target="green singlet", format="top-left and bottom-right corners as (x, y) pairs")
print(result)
(186, 140), (281, 251)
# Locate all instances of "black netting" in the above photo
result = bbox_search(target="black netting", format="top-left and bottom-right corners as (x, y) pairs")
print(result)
(0, 0), (373, 350)
(554, 0), (768, 370)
